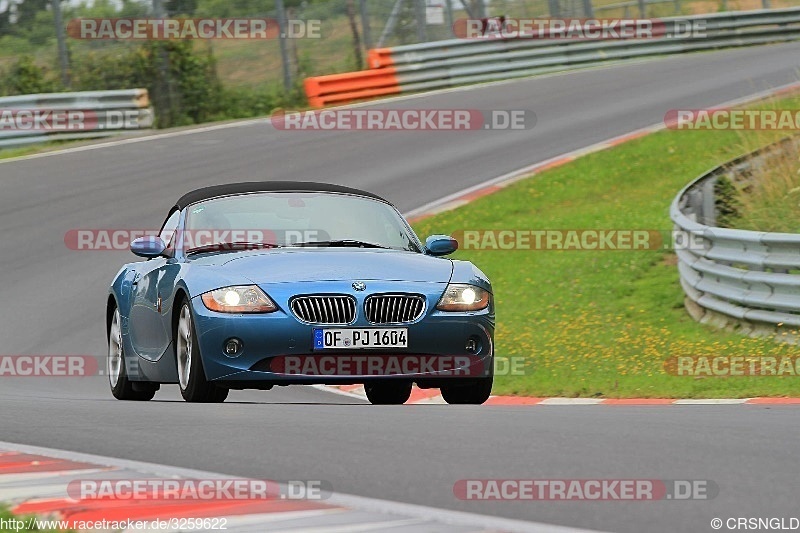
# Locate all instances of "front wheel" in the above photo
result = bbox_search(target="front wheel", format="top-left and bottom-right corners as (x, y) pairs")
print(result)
(108, 307), (156, 401)
(176, 301), (228, 403)
(365, 381), (412, 405)
(441, 377), (493, 405)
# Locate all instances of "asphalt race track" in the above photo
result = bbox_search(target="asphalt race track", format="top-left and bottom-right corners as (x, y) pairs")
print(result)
(1, 43), (800, 532)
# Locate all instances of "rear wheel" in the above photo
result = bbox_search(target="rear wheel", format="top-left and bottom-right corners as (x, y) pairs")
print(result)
(108, 307), (156, 401)
(365, 381), (412, 405)
(176, 302), (228, 403)
(441, 377), (493, 405)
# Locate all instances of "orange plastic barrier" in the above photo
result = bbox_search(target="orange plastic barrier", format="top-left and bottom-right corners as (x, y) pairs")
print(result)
(367, 48), (395, 69)
(303, 67), (399, 108)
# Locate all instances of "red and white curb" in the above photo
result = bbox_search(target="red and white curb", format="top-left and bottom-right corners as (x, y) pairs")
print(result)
(0, 441), (604, 533)
(319, 385), (800, 405)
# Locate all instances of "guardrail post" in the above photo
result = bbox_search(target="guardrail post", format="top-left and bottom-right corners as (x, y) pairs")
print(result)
(416, 0), (428, 42)
(51, 0), (70, 88)
(701, 177), (717, 227)
(638, 0), (647, 17)
(377, 0), (404, 48)
(152, 0), (175, 127)
(445, 0), (455, 36)
(276, 0), (294, 91)
(583, 0), (595, 17)
(360, 0), (373, 51)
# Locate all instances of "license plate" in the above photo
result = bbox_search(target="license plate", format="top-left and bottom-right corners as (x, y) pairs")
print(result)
(313, 328), (408, 349)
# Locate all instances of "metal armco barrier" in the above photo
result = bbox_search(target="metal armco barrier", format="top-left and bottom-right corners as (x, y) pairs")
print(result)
(671, 136), (800, 329)
(305, 8), (800, 107)
(0, 89), (154, 149)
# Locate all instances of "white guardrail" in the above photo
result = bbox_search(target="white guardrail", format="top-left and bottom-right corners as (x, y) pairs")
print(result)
(305, 8), (800, 106)
(372, 8), (800, 89)
(671, 136), (800, 329)
(0, 89), (154, 149)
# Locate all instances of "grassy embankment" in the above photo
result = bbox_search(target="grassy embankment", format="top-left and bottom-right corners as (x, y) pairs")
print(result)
(412, 94), (800, 398)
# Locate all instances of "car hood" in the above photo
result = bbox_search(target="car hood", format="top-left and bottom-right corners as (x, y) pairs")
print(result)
(192, 248), (454, 284)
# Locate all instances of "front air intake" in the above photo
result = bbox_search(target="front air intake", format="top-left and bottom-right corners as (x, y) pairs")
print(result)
(291, 295), (356, 324)
(365, 294), (425, 324)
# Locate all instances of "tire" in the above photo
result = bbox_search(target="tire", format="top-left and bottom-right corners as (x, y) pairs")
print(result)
(441, 376), (493, 405)
(108, 307), (156, 401)
(176, 301), (228, 403)
(365, 381), (412, 405)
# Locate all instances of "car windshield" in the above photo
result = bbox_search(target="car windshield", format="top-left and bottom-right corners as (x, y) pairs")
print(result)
(184, 192), (421, 252)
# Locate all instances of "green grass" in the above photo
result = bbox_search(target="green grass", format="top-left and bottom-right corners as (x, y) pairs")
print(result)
(412, 96), (800, 398)
(726, 135), (800, 233)
(0, 145), (51, 159)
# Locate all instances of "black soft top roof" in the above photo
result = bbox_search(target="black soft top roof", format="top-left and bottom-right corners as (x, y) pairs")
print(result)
(174, 181), (388, 210)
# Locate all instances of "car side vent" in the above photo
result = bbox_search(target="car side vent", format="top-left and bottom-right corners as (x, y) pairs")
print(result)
(365, 294), (425, 324)
(291, 295), (356, 324)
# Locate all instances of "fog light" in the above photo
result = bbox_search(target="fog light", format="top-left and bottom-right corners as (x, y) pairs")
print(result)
(224, 338), (243, 357)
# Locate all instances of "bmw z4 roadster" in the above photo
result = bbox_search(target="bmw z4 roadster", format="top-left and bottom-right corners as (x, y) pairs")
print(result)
(107, 182), (494, 405)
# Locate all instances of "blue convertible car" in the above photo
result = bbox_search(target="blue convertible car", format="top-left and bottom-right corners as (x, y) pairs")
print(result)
(107, 182), (494, 404)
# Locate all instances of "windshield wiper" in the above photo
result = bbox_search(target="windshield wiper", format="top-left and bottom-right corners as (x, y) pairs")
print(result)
(290, 239), (390, 249)
(186, 241), (281, 255)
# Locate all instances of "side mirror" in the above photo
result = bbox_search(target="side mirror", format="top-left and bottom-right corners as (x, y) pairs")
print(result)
(425, 234), (458, 256)
(131, 236), (167, 258)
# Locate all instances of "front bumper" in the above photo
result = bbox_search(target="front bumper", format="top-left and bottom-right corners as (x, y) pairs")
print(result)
(190, 281), (494, 385)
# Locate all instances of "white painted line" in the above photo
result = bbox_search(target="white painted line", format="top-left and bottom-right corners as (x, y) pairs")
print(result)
(0, 484), (71, 501)
(673, 399), (749, 405)
(267, 518), (428, 533)
(539, 398), (605, 406)
(0, 119), (267, 165)
(311, 384), (368, 401)
(0, 468), (111, 484)
(0, 441), (605, 533)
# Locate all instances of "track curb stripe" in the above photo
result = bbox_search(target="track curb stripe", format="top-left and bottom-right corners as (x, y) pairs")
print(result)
(323, 385), (800, 405)
(0, 441), (600, 533)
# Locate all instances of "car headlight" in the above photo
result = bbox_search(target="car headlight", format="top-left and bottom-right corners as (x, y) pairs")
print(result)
(201, 285), (277, 313)
(436, 284), (491, 312)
